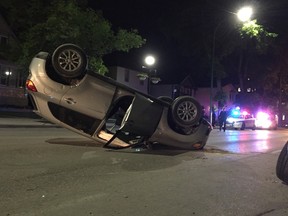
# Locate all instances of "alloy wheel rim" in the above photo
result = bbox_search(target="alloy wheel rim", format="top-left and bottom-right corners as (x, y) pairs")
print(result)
(176, 101), (197, 122)
(58, 49), (82, 72)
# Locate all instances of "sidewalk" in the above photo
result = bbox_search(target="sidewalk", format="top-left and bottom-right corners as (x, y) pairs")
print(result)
(0, 108), (58, 128)
(0, 107), (36, 117)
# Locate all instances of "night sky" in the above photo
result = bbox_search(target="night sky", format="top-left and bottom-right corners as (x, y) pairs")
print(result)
(88, 0), (197, 84)
(88, 0), (288, 85)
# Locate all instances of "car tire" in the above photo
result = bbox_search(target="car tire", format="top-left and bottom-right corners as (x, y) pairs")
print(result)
(276, 142), (288, 184)
(52, 43), (87, 79)
(171, 96), (202, 127)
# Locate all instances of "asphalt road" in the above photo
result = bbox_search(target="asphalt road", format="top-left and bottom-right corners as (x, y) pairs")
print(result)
(1, 114), (288, 216)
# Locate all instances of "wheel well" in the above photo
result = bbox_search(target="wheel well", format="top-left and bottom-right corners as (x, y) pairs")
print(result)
(166, 107), (202, 135)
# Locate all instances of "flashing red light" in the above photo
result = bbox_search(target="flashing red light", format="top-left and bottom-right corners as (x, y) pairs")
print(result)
(242, 111), (248, 115)
(26, 79), (37, 92)
(256, 111), (269, 119)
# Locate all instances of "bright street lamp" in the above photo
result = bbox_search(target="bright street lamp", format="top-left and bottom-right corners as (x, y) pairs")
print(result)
(210, 6), (253, 124)
(137, 55), (161, 94)
(144, 55), (156, 66)
(237, 6), (253, 22)
(5, 71), (12, 76)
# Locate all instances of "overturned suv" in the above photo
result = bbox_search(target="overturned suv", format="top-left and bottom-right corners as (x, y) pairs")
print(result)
(26, 44), (212, 150)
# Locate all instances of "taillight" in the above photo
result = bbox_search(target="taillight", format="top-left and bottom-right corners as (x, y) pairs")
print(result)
(26, 79), (37, 92)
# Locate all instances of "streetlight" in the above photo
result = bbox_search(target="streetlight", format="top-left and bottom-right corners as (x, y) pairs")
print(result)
(144, 55), (156, 66)
(5, 70), (12, 86)
(237, 7), (253, 22)
(137, 55), (161, 94)
(209, 6), (253, 124)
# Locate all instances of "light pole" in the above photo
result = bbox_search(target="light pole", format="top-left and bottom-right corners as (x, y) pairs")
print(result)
(137, 55), (161, 95)
(209, 6), (253, 124)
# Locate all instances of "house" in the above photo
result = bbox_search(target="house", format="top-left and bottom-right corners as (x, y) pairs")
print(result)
(107, 66), (148, 93)
(196, 84), (237, 114)
(0, 13), (19, 86)
(107, 66), (179, 99)
(0, 13), (27, 107)
(107, 68), (237, 118)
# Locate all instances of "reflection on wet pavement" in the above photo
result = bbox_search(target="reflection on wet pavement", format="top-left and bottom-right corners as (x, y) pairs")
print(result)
(207, 129), (288, 154)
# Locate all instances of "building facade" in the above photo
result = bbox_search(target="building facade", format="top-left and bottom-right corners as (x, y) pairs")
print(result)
(108, 66), (148, 93)
(107, 67), (237, 118)
(0, 13), (27, 107)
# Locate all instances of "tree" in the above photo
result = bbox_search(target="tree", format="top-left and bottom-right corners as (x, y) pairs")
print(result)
(213, 90), (227, 109)
(0, 0), (145, 75)
(237, 19), (277, 90)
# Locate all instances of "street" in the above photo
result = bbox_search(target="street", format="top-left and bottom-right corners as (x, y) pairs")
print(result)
(1, 116), (288, 216)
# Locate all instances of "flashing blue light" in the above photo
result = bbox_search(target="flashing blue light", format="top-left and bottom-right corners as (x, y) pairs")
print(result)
(231, 109), (241, 116)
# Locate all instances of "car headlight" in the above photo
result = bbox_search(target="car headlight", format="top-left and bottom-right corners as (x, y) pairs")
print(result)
(226, 117), (235, 124)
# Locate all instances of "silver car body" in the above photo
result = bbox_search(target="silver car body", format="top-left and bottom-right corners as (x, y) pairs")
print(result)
(226, 114), (256, 130)
(26, 49), (212, 150)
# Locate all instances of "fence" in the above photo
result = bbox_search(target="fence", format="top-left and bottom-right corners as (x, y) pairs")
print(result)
(0, 86), (28, 107)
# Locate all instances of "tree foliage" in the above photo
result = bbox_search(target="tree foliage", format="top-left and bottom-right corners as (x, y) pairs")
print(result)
(239, 19), (278, 53)
(0, 0), (145, 75)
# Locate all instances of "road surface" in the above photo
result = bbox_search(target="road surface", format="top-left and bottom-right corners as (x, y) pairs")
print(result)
(0, 116), (288, 216)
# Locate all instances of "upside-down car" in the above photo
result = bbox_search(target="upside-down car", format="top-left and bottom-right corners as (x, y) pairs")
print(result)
(26, 44), (212, 150)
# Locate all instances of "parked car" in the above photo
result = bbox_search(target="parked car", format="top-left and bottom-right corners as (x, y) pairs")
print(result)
(226, 111), (256, 130)
(276, 142), (288, 184)
(26, 44), (212, 150)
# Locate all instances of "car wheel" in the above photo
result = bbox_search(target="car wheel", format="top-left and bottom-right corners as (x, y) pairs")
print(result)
(52, 43), (87, 79)
(171, 96), (202, 127)
(276, 142), (288, 184)
(240, 122), (245, 130)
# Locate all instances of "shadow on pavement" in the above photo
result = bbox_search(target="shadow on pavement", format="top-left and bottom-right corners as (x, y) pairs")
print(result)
(45, 137), (209, 157)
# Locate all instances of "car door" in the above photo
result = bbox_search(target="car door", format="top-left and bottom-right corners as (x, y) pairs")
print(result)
(60, 74), (117, 120)
(245, 115), (255, 128)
